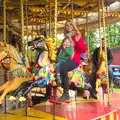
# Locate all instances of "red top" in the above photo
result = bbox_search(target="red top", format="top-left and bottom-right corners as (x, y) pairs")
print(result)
(71, 34), (87, 65)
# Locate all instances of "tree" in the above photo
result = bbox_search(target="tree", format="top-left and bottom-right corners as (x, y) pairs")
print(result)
(86, 21), (120, 52)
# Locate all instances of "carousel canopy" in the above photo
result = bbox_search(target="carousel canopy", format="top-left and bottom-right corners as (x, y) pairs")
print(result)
(0, 0), (120, 34)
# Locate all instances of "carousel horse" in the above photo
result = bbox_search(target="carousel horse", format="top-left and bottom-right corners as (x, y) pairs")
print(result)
(83, 54), (93, 76)
(96, 51), (108, 93)
(9, 37), (88, 102)
(9, 37), (57, 101)
(0, 42), (34, 105)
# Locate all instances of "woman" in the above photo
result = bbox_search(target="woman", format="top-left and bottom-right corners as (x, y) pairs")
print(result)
(57, 19), (87, 102)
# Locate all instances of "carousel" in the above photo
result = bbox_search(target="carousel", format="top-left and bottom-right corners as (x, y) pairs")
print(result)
(0, 0), (120, 120)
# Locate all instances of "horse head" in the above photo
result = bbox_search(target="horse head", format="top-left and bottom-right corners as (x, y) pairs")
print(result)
(0, 42), (9, 62)
(0, 42), (23, 69)
(28, 36), (47, 52)
(28, 37), (57, 63)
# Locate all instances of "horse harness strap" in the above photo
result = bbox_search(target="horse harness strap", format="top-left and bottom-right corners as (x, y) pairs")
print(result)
(0, 63), (9, 70)
(0, 55), (21, 64)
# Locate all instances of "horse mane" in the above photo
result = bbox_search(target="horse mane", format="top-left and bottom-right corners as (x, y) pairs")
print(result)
(45, 38), (56, 61)
(8, 44), (23, 64)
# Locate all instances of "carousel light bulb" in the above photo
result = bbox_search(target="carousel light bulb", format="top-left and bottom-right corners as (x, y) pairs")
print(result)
(37, 9), (39, 12)
(64, 11), (66, 14)
(68, 11), (70, 14)
(33, 9), (35, 12)
(75, 12), (77, 15)
(92, 12), (96, 16)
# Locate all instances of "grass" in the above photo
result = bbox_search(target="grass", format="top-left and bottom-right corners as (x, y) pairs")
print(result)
(113, 88), (120, 94)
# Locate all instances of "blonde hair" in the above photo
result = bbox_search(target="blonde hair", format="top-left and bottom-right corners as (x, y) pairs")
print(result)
(64, 19), (79, 34)
(79, 29), (85, 38)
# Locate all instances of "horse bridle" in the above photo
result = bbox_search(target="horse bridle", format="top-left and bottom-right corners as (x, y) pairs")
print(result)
(0, 56), (10, 70)
(0, 53), (23, 70)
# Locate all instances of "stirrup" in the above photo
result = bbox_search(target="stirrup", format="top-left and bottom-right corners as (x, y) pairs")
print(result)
(9, 96), (16, 101)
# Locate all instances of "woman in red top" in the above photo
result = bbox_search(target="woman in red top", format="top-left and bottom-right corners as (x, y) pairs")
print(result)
(57, 19), (87, 102)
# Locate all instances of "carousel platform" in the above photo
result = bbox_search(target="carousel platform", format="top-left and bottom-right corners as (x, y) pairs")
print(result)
(0, 92), (120, 120)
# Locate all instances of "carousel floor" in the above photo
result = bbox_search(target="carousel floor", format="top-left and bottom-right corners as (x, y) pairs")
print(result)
(0, 92), (120, 120)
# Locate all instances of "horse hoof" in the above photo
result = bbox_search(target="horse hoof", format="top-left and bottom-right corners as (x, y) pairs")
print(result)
(9, 96), (16, 101)
(19, 97), (26, 102)
(97, 94), (100, 99)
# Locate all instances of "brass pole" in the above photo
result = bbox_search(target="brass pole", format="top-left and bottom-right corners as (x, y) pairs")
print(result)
(101, 0), (111, 107)
(3, 0), (6, 42)
(49, 0), (52, 37)
(45, 5), (47, 37)
(71, 0), (73, 20)
(98, 0), (102, 51)
(20, 0), (25, 54)
(25, 0), (28, 56)
(86, 13), (89, 58)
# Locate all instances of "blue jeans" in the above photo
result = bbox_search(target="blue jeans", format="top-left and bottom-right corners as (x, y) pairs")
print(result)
(56, 61), (65, 75)
(60, 60), (78, 91)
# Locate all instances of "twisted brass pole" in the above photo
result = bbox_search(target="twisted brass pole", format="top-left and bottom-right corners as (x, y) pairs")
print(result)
(71, 0), (73, 20)
(3, 0), (6, 42)
(54, 0), (57, 46)
(20, 0), (25, 54)
(25, 0), (28, 56)
(101, 0), (111, 107)
(98, 0), (102, 51)
(49, 0), (52, 37)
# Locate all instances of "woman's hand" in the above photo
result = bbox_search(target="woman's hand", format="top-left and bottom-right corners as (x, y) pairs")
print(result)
(75, 32), (82, 42)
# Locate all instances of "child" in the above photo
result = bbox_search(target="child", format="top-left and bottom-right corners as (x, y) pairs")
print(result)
(56, 37), (73, 85)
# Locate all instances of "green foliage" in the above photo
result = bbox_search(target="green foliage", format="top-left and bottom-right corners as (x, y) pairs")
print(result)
(85, 29), (99, 52)
(86, 21), (120, 52)
(26, 49), (37, 62)
(108, 22), (120, 47)
(56, 38), (62, 47)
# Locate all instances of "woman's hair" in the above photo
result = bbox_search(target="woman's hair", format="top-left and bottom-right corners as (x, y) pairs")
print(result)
(57, 36), (70, 56)
(79, 29), (85, 38)
(64, 19), (79, 34)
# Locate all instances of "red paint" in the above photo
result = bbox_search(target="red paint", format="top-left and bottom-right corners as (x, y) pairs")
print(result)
(111, 46), (120, 65)
(106, 115), (109, 120)
(112, 52), (120, 65)
(114, 111), (117, 120)
(33, 92), (120, 120)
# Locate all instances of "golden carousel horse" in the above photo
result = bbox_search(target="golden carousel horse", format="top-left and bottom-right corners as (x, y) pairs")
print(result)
(83, 54), (93, 76)
(0, 42), (34, 105)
